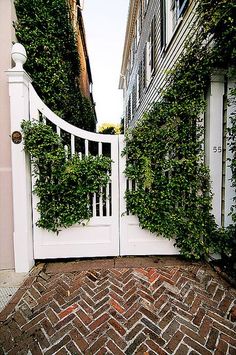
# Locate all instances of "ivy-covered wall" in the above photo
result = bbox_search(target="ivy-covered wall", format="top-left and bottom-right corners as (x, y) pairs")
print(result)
(124, 0), (236, 261)
(14, 0), (96, 131)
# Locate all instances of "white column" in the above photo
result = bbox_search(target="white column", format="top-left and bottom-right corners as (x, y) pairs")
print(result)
(206, 72), (225, 226)
(225, 78), (236, 226)
(6, 44), (34, 272)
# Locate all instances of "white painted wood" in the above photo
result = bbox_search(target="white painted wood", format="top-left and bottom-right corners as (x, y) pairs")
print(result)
(98, 142), (102, 156)
(71, 134), (75, 156)
(33, 219), (118, 259)
(106, 180), (110, 217)
(56, 126), (61, 137)
(30, 84), (120, 258)
(93, 193), (96, 217)
(85, 139), (89, 156)
(29, 84), (116, 144)
(119, 135), (179, 256)
(7, 46), (34, 272)
(99, 187), (103, 217)
(206, 73), (225, 226)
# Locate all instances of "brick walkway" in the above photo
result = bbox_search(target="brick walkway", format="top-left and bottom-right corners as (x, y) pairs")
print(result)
(0, 257), (236, 354)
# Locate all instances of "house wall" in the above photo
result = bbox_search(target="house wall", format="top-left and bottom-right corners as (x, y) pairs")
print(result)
(120, 0), (235, 228)
(0, 0), (16, 269)
(120, 0), (197, 127)
(69, 0), (93, 100)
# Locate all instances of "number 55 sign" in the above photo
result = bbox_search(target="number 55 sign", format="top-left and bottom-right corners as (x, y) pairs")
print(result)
(212, 146), (222, 153)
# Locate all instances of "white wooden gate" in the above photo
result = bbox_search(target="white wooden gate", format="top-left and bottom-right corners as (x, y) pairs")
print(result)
(29, 85), (179, 260)
(30, 85), (121, 259)
(8, 44), (179, 271)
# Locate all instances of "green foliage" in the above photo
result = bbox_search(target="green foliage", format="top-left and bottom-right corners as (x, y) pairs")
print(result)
(14, 0), (96, 131)
(21, 120), (111, 233)
(124, 0), (236, 259)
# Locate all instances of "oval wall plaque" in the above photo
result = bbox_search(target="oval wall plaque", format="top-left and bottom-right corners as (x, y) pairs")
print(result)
(11, 131), (22, 144)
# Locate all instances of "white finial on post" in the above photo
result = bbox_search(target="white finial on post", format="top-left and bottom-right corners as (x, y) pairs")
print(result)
(7, 43), (34, 273)
(11, 43), (27, 70)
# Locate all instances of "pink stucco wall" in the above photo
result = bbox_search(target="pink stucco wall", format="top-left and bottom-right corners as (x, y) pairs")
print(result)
(0, 0), (16, 269)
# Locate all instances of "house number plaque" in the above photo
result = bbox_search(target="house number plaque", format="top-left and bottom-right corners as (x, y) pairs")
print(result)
(11, 131), (22, 144)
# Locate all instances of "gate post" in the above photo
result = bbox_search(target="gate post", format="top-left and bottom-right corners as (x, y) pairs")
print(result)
(6, 43), (34, 272)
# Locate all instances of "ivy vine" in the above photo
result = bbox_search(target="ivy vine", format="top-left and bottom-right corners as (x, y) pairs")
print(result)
(124, 0), (236, 260)
(21, 121), (111, 233)
(14, 0), (96, 131)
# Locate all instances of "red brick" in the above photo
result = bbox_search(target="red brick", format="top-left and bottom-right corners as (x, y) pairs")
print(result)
(162, 320), (180, 341)
(125, 332), (146, 354)
(184, 336), (212, 355)
(159, 311), (174, 328)
(175, 343), (189, 355)
(41, 318), (55, 336)
(190, 295), (202, 314)
(126, 324), (144, 341)
(54, 348), (68, 355)
(110, 299), (125, 314)
(87, 336), (106, 354)
(109, 318), (126, 336)
(165, 330), (184, 352)
(207, 281), (218, 296)
(221, 334), (236, 347)
(199, 316), (213, 338)
(215, 339), (228, 355)
(70, 329), (88, 352)
(126, 311), (142, 329)
(58, 304), (78, 319)
(213, 322), (236, 340)
(22, 313), (45, 332)
(89, 313), (109, 331)
(180, 325), (205, 345)
(213, 288), (224, 303)
(107, 340), (124, 355)
(45, 308), (59, 325)
(66, 341), (81, 355)
(147, 339), (167, 355)
(76, 308), (92, 325)
(219, 296), (233, 314)
(55, 313), (75, 330)
(229, 346), (236, 354)
(185, 290), (195, 306)
(206, 327), (219, 350)
(124, 301), (139, 318)
(140, 307), (158, 324)
(193, 307), (205, 326)
(106, 329), (126, 350)
(44, 335), (70, 355)
(73, 317), (90, 336)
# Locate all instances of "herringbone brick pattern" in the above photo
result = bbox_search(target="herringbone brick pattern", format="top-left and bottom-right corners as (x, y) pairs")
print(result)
(0, 263), (236, 354)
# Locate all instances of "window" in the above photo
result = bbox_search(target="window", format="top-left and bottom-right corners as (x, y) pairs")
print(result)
(142, 49), (146, 90)
(178, 0), (189, 17)
(138, 61), (142, 102)
(136, 0), (143, 44)
(146, 17), (156, 85)
(127, 96), (132, 124)
(171, 0), (189, 27)
(136, 72), (140, 106)
(160, 0), (166, 49)
(132, 83), (137, 117)
(144, 0), (149, 13)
